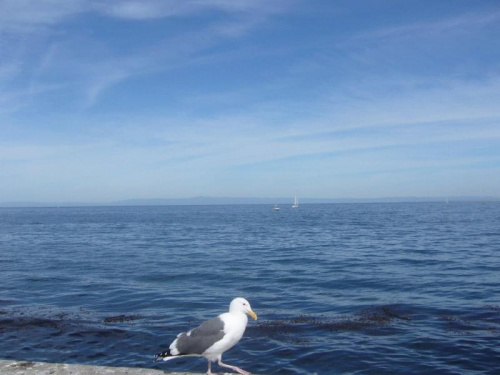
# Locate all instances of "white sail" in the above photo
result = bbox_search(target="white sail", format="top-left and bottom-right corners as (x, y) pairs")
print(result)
(292, 194), (298, 208)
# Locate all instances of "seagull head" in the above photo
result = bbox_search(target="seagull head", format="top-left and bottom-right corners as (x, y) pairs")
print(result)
(230, 297), (258, 320)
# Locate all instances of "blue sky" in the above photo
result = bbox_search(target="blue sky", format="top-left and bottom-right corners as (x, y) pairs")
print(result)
(1, 0), (500, 202)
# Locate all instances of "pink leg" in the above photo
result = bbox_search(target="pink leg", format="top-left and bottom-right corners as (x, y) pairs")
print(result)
(217, 358), (251, 375)
(207, 360), (221, 375)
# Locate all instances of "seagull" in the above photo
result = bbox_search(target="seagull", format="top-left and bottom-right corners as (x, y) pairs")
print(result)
(155, 297), (258, 375)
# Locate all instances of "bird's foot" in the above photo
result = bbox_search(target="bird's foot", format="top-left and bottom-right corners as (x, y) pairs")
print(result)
(217, 360), (251, 375)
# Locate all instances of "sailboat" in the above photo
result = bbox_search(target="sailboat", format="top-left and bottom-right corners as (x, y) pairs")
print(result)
(292, 194), (299, 208)
(272, 204), (280, 211)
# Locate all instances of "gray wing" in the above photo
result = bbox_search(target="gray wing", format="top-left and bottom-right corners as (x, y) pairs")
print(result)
(173, 316), (225, 355)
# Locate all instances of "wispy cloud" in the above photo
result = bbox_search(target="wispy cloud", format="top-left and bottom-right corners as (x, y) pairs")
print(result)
(355, 9), (500, 41)
(97, 0), (287, 20)
(0, 82), (62, 115)
(0, 0), (292, 108)
(0, 0), (86, 33)
(0, 0), (289, 30)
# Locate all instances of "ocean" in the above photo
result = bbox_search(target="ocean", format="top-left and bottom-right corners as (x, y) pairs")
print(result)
(0, 203), (499, 374)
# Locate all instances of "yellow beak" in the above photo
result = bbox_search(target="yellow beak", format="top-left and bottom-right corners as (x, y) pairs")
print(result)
(247, 310), (258, 320)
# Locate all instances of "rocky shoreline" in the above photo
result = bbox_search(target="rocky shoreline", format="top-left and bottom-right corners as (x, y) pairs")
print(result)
(0, 360), (206, 375)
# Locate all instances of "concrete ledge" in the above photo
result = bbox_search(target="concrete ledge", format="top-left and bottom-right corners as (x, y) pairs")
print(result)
(0, 360), (201, 375)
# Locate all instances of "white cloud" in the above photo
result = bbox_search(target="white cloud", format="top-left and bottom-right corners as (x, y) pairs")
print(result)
(0, 0), (292, 108)
(0, 0), (289, 30)
(98, 0), (289, 20)
(0, 0), (86, 33)
(96, 0), (197, 20)
(355, 9), (500, 41)
(83, 67), (133, 107)
(0, 82), (62, 115)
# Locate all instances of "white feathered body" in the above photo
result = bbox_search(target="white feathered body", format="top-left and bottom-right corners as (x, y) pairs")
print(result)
(203, 311), (248, 361)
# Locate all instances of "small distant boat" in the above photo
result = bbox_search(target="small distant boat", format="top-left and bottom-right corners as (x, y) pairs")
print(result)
(292, 194), (299, 209)
(272, 204), (280, 211)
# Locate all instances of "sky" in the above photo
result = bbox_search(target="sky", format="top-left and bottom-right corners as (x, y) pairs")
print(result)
(1, 0), (500, 203)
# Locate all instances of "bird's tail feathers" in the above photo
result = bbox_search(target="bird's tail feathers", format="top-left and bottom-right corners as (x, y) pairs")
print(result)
(154, 349), (178, 362)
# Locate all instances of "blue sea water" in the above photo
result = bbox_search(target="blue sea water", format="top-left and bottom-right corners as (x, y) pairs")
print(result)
(0, 203), (499, 374)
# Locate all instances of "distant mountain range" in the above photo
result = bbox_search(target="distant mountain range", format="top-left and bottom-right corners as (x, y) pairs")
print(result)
(1, 196), (499, 208)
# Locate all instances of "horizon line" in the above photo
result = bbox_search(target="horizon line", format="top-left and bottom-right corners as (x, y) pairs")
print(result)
(1, 195), (499, 208)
